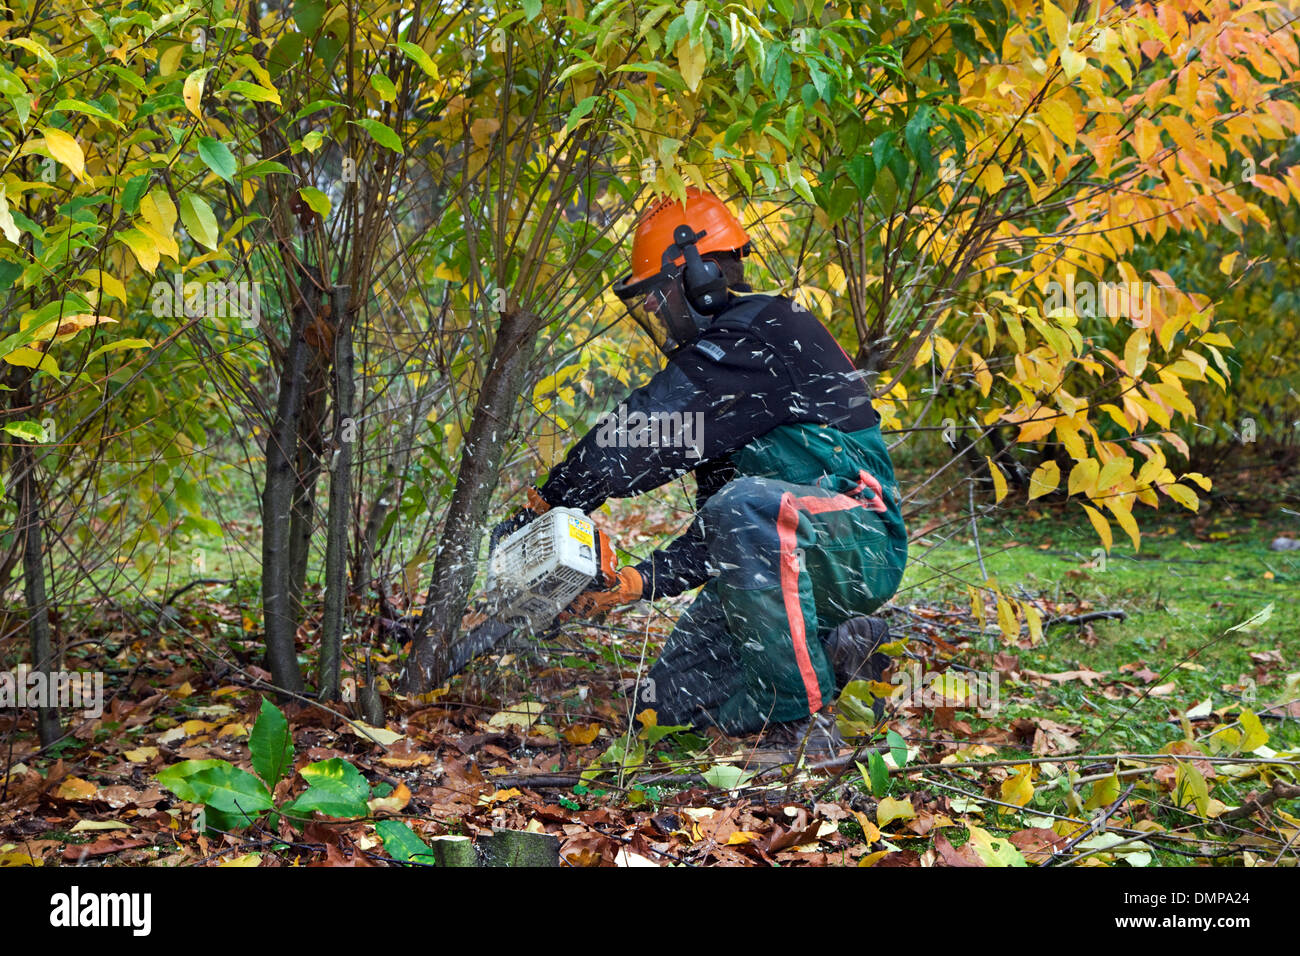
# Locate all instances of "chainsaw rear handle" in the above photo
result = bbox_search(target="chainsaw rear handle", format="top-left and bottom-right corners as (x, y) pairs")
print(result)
(488, 507), (538, 555)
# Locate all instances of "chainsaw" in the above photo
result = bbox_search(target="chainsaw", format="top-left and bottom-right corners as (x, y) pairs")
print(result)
(444, 506), (618, 677)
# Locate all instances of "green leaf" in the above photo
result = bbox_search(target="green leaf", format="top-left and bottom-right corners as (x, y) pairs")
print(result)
(352, 118), (403, 153)
(868, 751), (890, 795)
(3, 420), (47, 442)
(967, 825), (1028, 867)
(86, 338), (151, 362)
(701, 764), (756, 790)
(566, 95), (600, 132)
(284, 758), (369, 819)
(522, 0), (542, 21)
(249, 698), (294, 788)
(52, 98), (122, 127)
(847, 153), (875, 195)
(643, 723), (690, 745)
(375, 820), (436, 864)
(395, 40), (437, 77)
(157, 759), (230, 803)
(293, 0), (327, 34)
(298, 187), (331, 218)
(178, 192), (219, 250)
(238, 159), (292, 179)
(370, 73), (396, 102)
(887, 729), (908, 767)
(221, 80), (282, 106)
(904, 105), (936, 176)
(197, 136), (237, 183)
(120, 174), (149, 216)
(188, 766), (274, 814)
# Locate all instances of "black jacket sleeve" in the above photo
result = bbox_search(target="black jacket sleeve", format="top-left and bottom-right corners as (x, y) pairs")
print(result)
(538, 324), (795, 513)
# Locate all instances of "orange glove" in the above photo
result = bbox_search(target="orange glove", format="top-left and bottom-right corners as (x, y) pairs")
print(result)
(564, 566), (644, 620)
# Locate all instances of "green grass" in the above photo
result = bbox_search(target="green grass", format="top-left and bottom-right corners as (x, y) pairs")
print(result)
(889, 496), (1300, 862)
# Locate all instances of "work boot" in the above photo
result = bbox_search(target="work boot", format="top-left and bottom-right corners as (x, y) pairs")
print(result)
(764, 711), (845, 758)
(822, 616), (892, 718)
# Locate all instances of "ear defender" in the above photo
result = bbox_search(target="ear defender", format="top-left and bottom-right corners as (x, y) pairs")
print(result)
(672, 225), (729, 315)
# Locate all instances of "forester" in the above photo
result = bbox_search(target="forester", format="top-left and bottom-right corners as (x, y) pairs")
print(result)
(511, 188), (908, 744)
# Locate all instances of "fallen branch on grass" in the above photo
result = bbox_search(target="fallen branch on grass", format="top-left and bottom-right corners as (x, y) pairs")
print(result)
(1044, 609), (1127, 630)
(489, 745), (890, 791)
(1217, 781), (1300, 822)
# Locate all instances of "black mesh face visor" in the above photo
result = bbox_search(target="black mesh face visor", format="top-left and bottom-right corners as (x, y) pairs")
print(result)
(611, 269), (698, 355)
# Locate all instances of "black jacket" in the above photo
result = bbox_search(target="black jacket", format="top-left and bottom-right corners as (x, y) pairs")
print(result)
(539, 292), (878, 598)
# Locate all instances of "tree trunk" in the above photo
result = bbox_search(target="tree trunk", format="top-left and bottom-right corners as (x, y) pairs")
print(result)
(287, 454), (323, 618)
(261, 291), (315, 696)
(288, 304), (335, 620)
(12, 434), (61, 746)
(319, 286), (353, 702)
(405, 308), (538, 693)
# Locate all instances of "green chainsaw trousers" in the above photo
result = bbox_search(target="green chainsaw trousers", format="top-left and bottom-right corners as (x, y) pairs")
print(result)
(643, 424), (907, 733)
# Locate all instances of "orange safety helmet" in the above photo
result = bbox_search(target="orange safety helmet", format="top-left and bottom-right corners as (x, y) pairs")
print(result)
(628, 187), (751, 282)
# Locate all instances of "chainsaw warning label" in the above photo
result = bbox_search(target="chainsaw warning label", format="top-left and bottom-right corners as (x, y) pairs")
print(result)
(567, 517), (594, 547)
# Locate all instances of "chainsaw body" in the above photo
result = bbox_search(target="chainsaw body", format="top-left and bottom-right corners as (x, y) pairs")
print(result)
(483, 506), (603, 630)
(445, 507), (616, 677)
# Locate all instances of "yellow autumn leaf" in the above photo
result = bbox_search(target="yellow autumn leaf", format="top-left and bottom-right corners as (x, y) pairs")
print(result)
(41, 126), (86, 181)
(1042, 0), (1068, 50)
(876, 796), (916, 827)
(1000, 765), (1035, 808)
(0, 849), (42, 866)
(1068, 458), (1099, 497)
(675, 37), (705, 93)
(1164, 483), (1199, 512)
(852, 810), (882, 843)
(996, 594), (1019, 641)
(479, 787), (523, 806)
(55, 776), (98, 800)
(1174, 762), (1210, 817)
(1028, 460), (1061, 500)
(1108, 499), (1141, 551)
(81, 269), (127, 304)
(117, 228), (159, 274)
(1083, 772), (1120, 811)
(1060, 47), (1086, 80)
(563, 723), (601, 745)
(1024, 604), (1044, 645)
(1238, 710), (1268, 752)
(344, 720), (405, 746)
(1124, 329), (1149, 379)
(183, 68), (207, 119)
(1086, 504), (1118, 548)
(69, 820), (130, 832)
(986, 456), (1007, 503)
(486, 702), (545, 732)
(470, 117), (500, 148)
(367, 782), (412, 814)
(1132, 117), (1160, 162)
